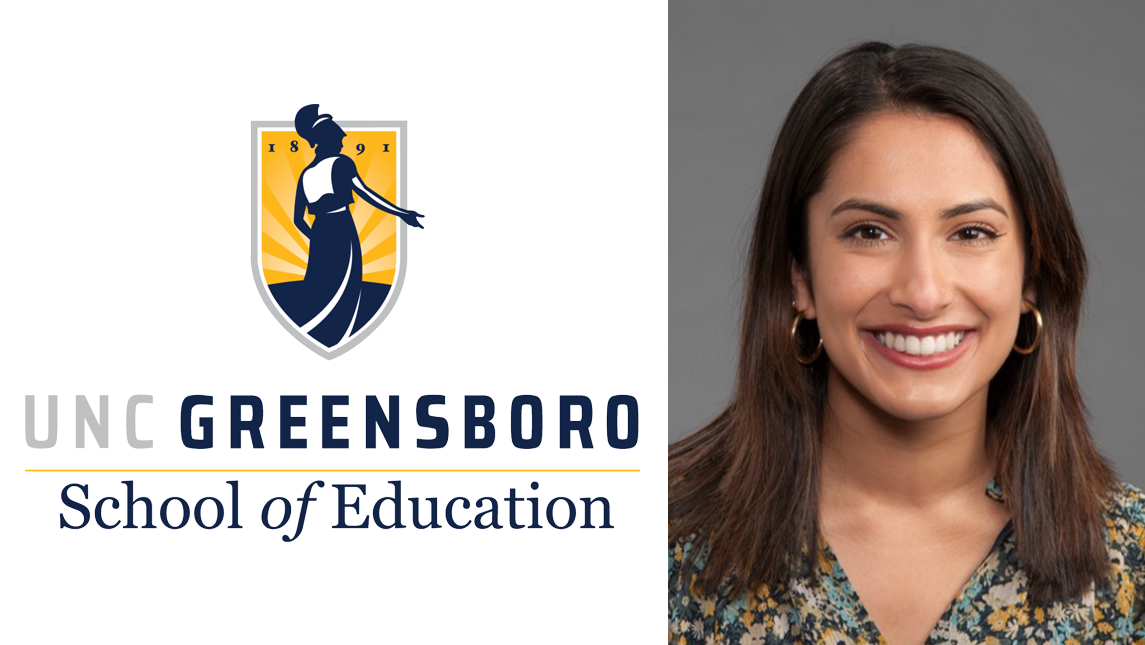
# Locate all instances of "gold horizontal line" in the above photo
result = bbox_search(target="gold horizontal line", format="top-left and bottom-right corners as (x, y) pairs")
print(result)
(25, 469), (639, 473)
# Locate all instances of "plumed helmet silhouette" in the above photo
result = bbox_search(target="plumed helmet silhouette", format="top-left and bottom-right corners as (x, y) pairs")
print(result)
(294, 104), (344, 148)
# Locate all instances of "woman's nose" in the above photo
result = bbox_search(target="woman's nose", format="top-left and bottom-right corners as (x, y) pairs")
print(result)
(887, 240), (954, 319)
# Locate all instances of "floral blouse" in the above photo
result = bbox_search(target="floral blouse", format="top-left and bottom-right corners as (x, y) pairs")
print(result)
(669, 478), (1145, 644)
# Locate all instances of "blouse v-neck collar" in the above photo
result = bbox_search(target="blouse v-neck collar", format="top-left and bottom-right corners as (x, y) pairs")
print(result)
(795, 476), (1014, 645)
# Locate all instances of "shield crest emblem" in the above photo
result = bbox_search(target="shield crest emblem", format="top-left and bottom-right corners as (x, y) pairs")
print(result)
(250, 115), (414, 358)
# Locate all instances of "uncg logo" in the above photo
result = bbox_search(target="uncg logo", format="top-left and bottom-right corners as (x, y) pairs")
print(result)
(250, 105), (427, 358)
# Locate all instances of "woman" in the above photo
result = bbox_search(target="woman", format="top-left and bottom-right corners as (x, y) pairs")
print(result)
(269, 104), (426, 349)
(668, 43), (1145, 644)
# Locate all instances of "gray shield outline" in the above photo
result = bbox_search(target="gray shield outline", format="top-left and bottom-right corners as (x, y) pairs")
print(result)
(250, 120), (408, 359)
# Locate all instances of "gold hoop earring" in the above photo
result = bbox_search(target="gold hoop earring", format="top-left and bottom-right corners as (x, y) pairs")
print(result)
(790, 311), (824, 365)
(1012, 301), (1043, 355)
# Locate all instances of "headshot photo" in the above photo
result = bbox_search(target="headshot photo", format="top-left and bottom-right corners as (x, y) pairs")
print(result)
(668, 2), (1145, 644)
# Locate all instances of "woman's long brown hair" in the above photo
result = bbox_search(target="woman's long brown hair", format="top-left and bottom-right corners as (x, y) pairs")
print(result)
(668, 42), (1118, 605)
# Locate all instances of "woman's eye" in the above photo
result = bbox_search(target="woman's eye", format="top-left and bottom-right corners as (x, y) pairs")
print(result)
(843, 224), (890, 244)
(953, 225), (999, 243)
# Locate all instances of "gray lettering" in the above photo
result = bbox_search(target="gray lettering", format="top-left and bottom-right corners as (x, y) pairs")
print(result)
(126, 395), (153, 449)
(76, 395), (109, 448)
(25, 395), (58, 449)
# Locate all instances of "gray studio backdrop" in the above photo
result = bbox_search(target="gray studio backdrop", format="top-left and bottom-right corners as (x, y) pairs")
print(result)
(669, 1), (1145, 485)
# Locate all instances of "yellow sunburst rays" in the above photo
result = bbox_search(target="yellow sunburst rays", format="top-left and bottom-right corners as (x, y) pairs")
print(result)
(259, 129), (399, 286)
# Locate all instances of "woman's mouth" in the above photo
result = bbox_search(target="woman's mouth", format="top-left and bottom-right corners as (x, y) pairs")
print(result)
(873, 330), (967, 356)
(863, 328), (975, 370)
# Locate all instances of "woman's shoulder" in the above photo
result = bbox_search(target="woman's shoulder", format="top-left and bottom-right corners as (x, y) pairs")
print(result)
(669, 530), (697, 589)
(1102, 481), (1145, 546)
(318, 154), (355, 177)
(1100, 481), (1145, 586)
(669, 533), (709, 582)
(333, 154), (358, 168)
(669, 532), (727, 644)
(1103, 480), (1145, 522)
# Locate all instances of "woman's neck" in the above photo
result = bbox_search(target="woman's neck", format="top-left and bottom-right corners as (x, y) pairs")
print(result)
(819, 366), (996, 511)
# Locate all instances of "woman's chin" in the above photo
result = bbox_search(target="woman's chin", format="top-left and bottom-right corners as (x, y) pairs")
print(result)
(865, 386), (985, 424)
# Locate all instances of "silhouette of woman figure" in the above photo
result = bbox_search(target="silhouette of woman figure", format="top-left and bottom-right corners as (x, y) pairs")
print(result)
(270, 104), (425, 348)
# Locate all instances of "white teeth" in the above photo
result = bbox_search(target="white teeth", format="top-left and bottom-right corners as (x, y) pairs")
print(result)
(874, 330), (967, 356)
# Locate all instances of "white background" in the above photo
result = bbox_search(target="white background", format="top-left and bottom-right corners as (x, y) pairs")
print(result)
(0, 2), (666, 642)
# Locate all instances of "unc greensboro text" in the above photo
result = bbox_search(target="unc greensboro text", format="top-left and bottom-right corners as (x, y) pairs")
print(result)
(25, 394), (639, 450)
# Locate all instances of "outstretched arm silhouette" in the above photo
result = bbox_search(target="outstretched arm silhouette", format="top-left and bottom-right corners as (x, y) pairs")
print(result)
(350, 165), (426, 229)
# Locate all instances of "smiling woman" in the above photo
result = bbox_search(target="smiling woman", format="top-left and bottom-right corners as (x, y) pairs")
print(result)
(798, 111), (1030, 424)
(668, 42), (1145, 645)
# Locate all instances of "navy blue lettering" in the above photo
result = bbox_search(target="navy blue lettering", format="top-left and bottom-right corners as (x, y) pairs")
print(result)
(60, 483), (89, 529)
(559, 395), (593, 448)
(262, 497), (291, 530)
(527, 481), (541, 528)
(465, 395), (495, 449)
(510, 395), (542, 449)
(280, 396), (307, 449)
(365, 395), (399, 449)
(322, 395), (349, 449)
(411, 498), (441, 529)
(227, 481), (242, 528)
(230, 395), (265, 449)
(606, 395), (638, 449)
(180, 396), (213, 449)
(546, 497), (576, 529)
(333, 484), (368, 528)
(123, 480), (155, 528)
(283, 481), (323, 543)
(416, 395), (448, 449)
(371, 481), (405, 529)
(474, 497), (501, 529)
(504, 488), (526, 528)
(580, 497), (613, 528)
(446, 497), (471, 529)
(160, 497), (190, 529)
(95, 497), (120, 529)
(194, 497), (225, 529)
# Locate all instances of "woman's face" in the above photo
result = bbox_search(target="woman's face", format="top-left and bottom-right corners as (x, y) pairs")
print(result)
(794, 110), (1033, 423)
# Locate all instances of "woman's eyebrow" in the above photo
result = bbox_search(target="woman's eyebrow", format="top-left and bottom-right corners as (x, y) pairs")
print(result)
(830, 198), (1009, 220)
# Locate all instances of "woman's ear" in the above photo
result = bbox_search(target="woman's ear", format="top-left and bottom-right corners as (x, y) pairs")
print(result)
(1022, 283), (1037, 310)
(790, 260), (816, 319)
